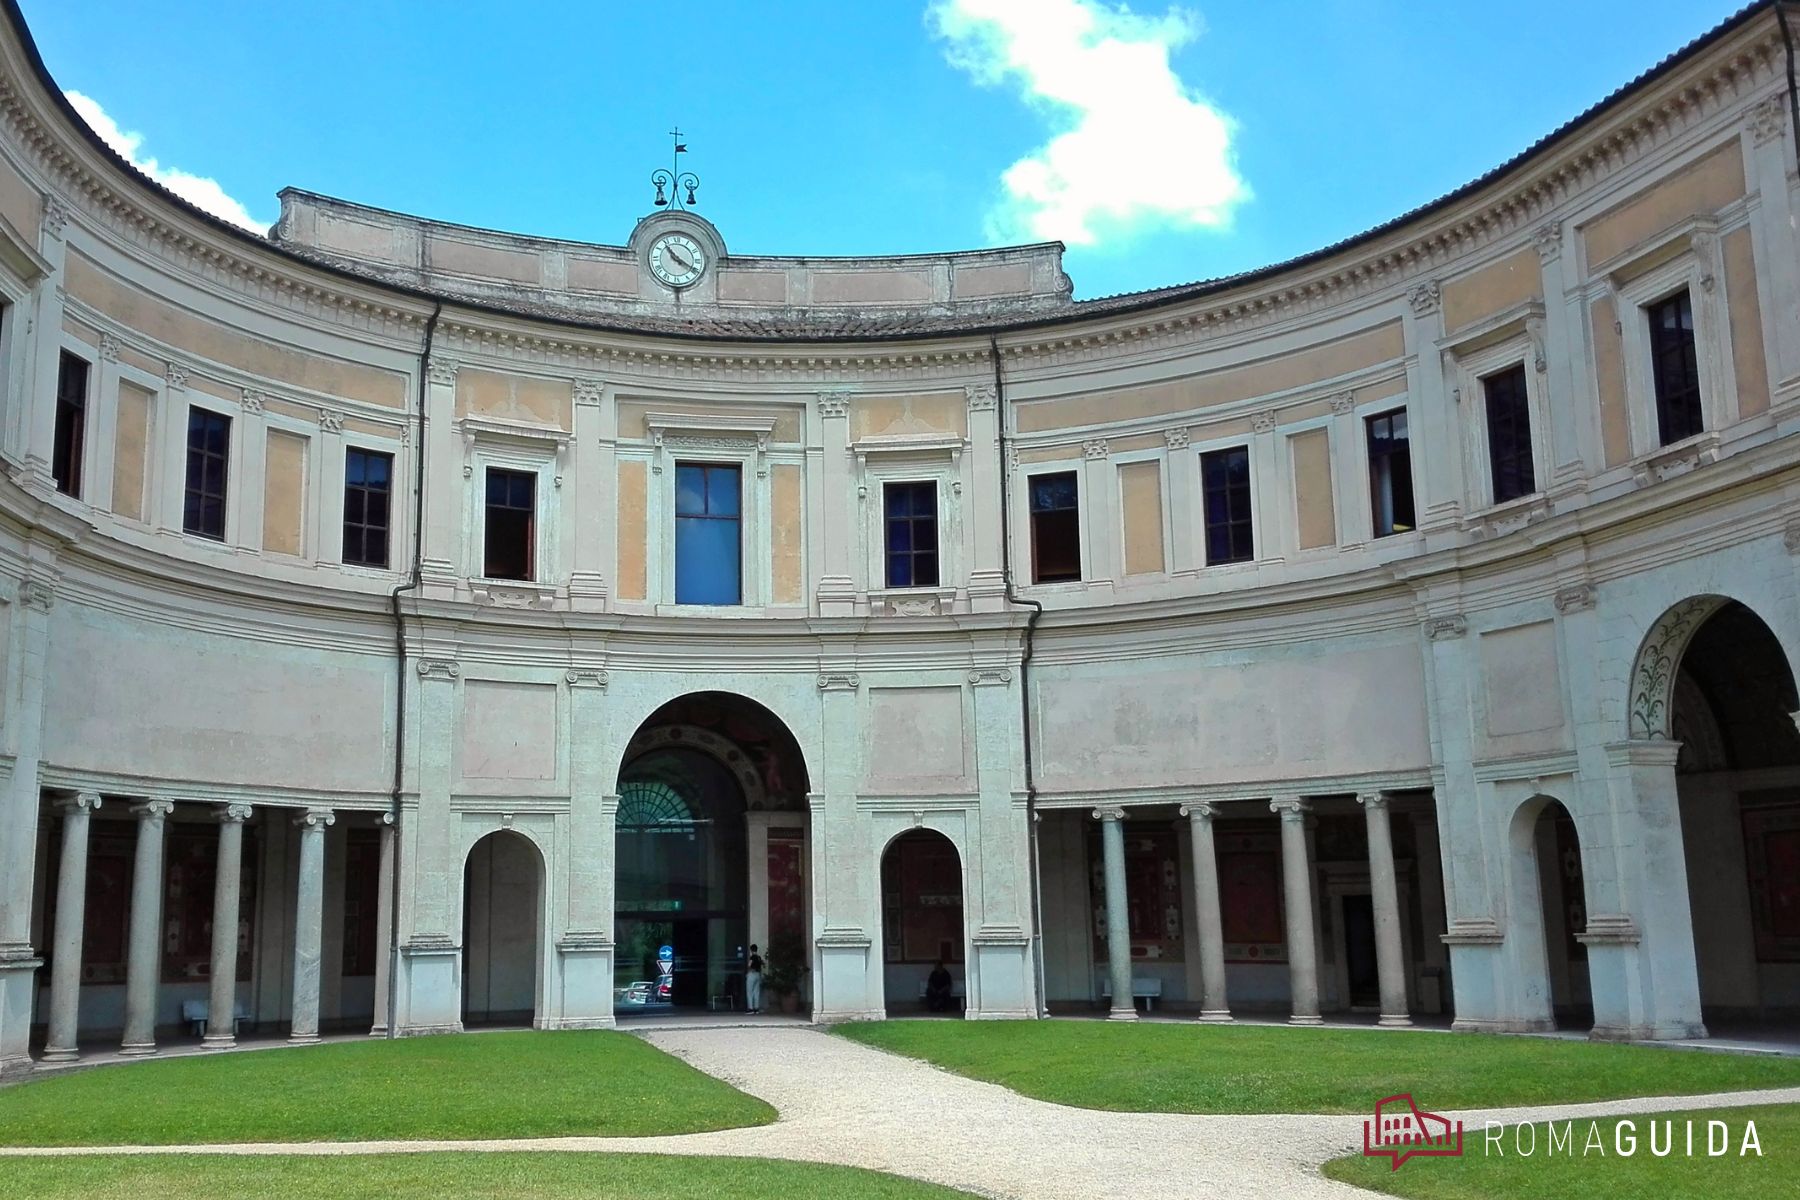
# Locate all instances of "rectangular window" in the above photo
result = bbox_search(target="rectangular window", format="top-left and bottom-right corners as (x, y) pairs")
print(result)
(483, 467), (535, 581)
(674, 462), (741, 604)
(1647, 289), (1703, 446)
(183, 407), (231, 540)
(342, 447), (393, 569)
(53, 350), (88, 498)
(1366, 407), (1415, 537)
(1029, 471), (1081, 583)
(1481, 363), (1536, 505)
(1200, 446), (1253, 564)
(883, 480), (939, 588)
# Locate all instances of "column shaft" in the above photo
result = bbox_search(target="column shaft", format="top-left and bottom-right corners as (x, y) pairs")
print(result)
(42, 794), (101, 1061)
(1359, 793), (1412, 1027)
(1096, 808), (1136, 1021)
(204, 805), (251, 1048)
(290, 808), (335, 1044)
(121, 800), (174, 1054)
(1181, 804), (1231, 1021)
(370, 815), (396, 1036)
(1273, 798), (1322, 1024)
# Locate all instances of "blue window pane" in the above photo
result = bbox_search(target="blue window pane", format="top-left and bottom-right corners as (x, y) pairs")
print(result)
(676, 515), (741, 604)
(346, 451), (365, 486)
(888, 519), (912, 552)
(887, 553), (911, 588)
(675, 465), (706, 516)
(706, 466), (741, 516)
(367, 454), (390, 487)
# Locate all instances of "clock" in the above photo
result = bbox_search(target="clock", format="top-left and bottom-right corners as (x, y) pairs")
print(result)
(649, 232), (707, 289)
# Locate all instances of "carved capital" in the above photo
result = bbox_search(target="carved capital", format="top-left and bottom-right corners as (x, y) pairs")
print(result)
(427, 357), (459, 386)
(41, 194), (69, 240)
(240, 388), (265, 414)
(294, 807), (336, 830)
(165, 364), (189, 391)
(379, 810), (397, 826)
(218, 802), (253, 823)
(1532, 220), (1563, 264)
(1081, 437), (1109, 460)
(131, 799), (175, 821)
(565, 668), (610, 688)
(573, 378), (604, 407)
(56, 791), (102, 814)
(817, 391), (850, 420)
(1270, 796), (1309, 821)
(1251, 411), (1277, 434)
(1091, 805), (1127, 822)
(1408, 280), (1440, 317)
(964, 383), (997, 412)
(1751, 93), (1789, 146)
(1163, 427), (1190, 451)
(18, 578), (54, 613)
(1424, 614), (1467, 641)
(1178, 801), (1217, 822)
(318, 408), (344, 433)
(1554, 583), (1596, 614)
(1328, 391), (1356, 416)
(1355, 791), (1389, 812)
(98, 334), (120, 362)
(817, 671), (860, 691)
(967, 668), (1013, 687)
(416, 658), (459, 681)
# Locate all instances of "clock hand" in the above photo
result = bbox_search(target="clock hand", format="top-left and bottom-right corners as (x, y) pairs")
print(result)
(667, 249), (694, 272)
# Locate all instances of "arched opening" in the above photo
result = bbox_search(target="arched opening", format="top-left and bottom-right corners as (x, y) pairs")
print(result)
(1509, 795), (1592, 1032)
(880, 829), (966, 1015)
(1670, 599), (1800, 1034)
(613, 692), (810, 1018)
(461, 830), (543, 1028)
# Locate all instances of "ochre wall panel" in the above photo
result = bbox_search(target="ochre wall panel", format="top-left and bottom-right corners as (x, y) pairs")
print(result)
(1724, 227), (1770, 417)
(1590, 296), (1631, 466)
(1119, 460), (1165, 576)
(1583, 142), (1747, 265)
(455, 368), (572, 429)
(1290, 427), (1336, 550)
(262, 429), (308, 556)
(1442, 247), (1543, 331)
(771, 463), (803, 605)
(111, 380), (152, 522)
(617, 458), (647, 601)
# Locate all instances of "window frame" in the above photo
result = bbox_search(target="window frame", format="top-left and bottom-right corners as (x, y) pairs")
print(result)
(881, 478), (941, 590)
(182, 404), (233, 543)
(463, 430), (561, 589)
(1644, 288), (1704, 447)
(1027, 468), (1083, 584)
(341, 444), (395, 570)
(52, 348), (90, 499)
(1363, 405), (1417, 539)
(647, 433), (772, 612)
(1198, 443), (1255, 566)
(481, 465), (538, 582)
(1449, 327), (1552, 514)
(673, 460), (745, 605)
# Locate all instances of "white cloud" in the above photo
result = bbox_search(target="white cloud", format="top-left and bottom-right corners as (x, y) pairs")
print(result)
(930, 0), (1249, 249)
(64, 91), (267, 234)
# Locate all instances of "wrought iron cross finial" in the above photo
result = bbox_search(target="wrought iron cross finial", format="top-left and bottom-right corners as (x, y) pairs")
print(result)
(651, 127), (700, 211)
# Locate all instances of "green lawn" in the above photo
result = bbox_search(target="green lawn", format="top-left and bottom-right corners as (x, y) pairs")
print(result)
(834, 1020), (1800, 1114)
(0, 1152), (978, 1199)
(1322, 1103), (1799, 1199)
(0, 1032), (774, 1146)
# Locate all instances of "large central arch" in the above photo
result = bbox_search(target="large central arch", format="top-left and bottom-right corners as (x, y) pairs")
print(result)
(612, 692), (811, 1017)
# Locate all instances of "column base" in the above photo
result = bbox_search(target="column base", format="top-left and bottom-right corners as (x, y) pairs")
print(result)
(1106, 1007), (1140, 1022)
(1288, 1014), (1325, 1026)
(1197, 1010), (1234, 1023)
(38, 1046), (78, 1064)
(1377, 1015), (1414, 1028)
(368, 1024), (388, 1037)
(200, 1034), (237, 1050)
(286, 1033), (322, 1046)
(117, 1042), (159, 1057)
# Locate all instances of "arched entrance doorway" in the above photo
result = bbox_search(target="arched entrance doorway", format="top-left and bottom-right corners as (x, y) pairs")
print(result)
(1668, 600), (1800, 1033)
(1509, 795), (1592, 1032)
(614, 693), (810, 1017)
(880, 829), (966, 1015)
(462, 831), (543, 1027)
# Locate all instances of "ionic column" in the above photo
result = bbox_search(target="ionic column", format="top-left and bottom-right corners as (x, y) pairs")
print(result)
(1358, 792), (1412, 1027)
(1093, 807), (1136, 1021)
(290, 807), (335, 1045)
(1179, 802), (1231, 1022)
(203, 804), (252, 1049)
(1271, 797), (1322, 1025)
(370, 812), (396, 1036)
(42, 792), (102, 1062)
(120, 800), (174, 1055)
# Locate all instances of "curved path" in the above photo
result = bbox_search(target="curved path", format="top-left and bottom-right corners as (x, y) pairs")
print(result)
(3, 1026), (1796, 1199)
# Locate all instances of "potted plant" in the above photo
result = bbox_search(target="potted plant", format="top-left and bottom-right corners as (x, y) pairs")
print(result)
(762, 930), (808, 1014)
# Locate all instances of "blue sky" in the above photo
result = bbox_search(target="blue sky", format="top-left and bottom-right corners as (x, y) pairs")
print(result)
(25, 0), (1747, 300)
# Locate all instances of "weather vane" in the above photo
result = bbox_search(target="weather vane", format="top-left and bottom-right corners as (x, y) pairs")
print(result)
(651, 127), (699, 211)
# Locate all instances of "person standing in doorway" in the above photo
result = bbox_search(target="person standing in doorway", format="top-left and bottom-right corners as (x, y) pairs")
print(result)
(745, 944), (765, 1014)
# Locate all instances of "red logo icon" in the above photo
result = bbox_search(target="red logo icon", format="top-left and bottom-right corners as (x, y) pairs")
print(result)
(1363, 1094), (1464, 1170)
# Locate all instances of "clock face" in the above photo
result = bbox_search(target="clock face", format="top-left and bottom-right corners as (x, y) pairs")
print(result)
(649, 233), (706, 289)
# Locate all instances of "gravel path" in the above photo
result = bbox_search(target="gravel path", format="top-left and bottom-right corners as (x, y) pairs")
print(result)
(3, 1025), (1797, 1199)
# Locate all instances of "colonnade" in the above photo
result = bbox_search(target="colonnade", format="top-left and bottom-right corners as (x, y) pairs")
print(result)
(38, 793), (396, 1059)
(1090, 791), (1425, 1024)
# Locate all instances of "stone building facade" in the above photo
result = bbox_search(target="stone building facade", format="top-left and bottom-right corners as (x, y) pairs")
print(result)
(1, 1), (1799, 1074)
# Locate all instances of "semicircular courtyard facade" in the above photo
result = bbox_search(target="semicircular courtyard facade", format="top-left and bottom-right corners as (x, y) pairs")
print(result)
(2, 1), (1799, 1072)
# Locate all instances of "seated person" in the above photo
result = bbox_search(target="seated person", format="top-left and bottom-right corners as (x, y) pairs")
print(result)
(925, 960), (956, 1012)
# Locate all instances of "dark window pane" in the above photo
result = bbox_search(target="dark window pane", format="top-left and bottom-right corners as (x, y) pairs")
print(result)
(483, 467), (534, 580)
(883, 480), (940, 590)
(343, 448), (394, 569)
(1367, 408), (1415, 538)
(1482, 364), (1536, 504)
(53, 351), (88, 498)
(183, 408), (231, 540)
(1200, 446), (1253, 564)
(1648, 290), (1703, 446)
(1031, 472), (1082, 583)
